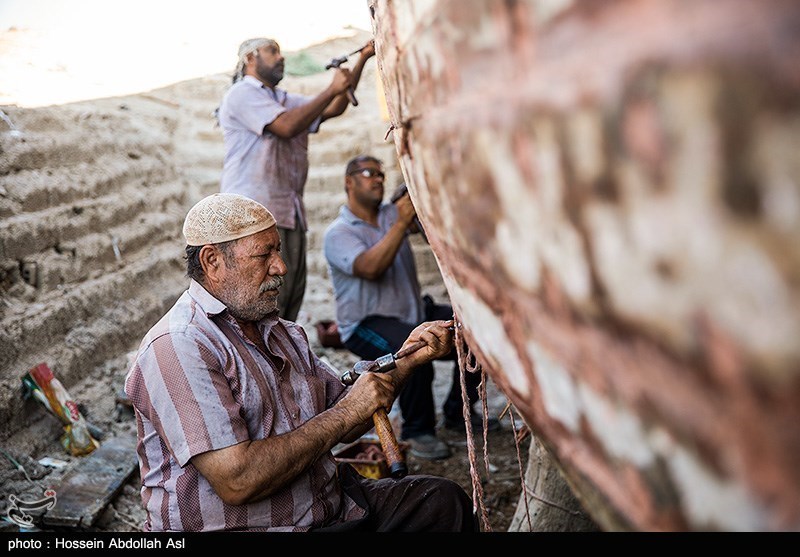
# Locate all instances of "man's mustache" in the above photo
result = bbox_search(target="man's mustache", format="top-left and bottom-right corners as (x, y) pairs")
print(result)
(259, 276), (284, 293)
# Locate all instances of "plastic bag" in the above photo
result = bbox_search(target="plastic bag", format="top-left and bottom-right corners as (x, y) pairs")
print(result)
(21, 363), (99, 456)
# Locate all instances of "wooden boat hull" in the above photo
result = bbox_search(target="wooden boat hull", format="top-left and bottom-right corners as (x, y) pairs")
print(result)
(369, 0), (800, 530)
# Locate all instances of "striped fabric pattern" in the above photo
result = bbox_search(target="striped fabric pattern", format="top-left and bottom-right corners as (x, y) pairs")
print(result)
(124, 280), (365, 531)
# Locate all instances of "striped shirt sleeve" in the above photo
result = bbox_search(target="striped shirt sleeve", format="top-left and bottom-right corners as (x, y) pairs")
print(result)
(131, 332), (250, 467)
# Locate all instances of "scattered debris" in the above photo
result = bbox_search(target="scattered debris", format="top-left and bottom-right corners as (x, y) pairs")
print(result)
(0, 108), (23, 138)
(19, 261), (37, 288)
(42, 433), (137, 529)
(114, 389), (132, 408)
(37, 457), (69, 470)
(315, 320), (344, 348)
(85, 421), (106, 441)
(111, 235), (121, 262)
(0, 448), (34, 484)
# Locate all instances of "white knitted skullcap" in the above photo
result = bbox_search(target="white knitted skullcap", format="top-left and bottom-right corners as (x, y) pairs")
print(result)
(183, 193), (276, 246)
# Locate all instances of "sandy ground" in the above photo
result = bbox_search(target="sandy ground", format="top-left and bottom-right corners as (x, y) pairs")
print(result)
(0, 30), (528, 533)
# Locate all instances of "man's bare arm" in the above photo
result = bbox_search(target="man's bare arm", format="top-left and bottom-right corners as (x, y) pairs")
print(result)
(321, 41), (376, 121)
(191, 370), (393, 505)
(265, 68), (352, 138)
(190, 321), (453, 506)
(352, 195), (416, 280)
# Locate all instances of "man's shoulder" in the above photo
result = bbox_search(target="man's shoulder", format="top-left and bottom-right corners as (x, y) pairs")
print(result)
(221, 79), (248, 100)
(324, 216), (363, 253)
(221, 79), (272, 106)
(138, 293), (219, 351)
(323, 212), (352, 236)
(129, 319), (226, 389)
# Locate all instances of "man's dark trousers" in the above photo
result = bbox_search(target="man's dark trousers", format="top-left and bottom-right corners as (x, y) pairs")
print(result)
(343, 297), (481, 440)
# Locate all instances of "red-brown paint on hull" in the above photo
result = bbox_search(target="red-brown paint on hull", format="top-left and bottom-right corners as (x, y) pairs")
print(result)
(369, 0), (800, 531)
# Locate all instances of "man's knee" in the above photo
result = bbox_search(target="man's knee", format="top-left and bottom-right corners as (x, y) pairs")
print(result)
(418, 476), (476, 532)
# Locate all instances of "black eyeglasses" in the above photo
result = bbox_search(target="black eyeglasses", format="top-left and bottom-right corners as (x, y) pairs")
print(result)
(348, 168), (385, 180)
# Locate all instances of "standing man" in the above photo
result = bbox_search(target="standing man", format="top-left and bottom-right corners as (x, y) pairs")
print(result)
(124, 193), (476, 532)
(218, 37), (375, 321)
(323, 156), (500, 461)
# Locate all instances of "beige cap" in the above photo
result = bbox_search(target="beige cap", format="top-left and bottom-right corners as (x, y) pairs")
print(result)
(183, 193), (276, 246)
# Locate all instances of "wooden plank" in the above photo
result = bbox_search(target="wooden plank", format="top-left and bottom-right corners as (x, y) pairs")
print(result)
(42, 433), (138, 528)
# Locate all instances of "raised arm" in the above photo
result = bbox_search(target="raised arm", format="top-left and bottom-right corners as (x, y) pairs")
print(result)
(321, 40), (376, 121)
(352, 195), (417, 280)
(265, 67), (353, 138)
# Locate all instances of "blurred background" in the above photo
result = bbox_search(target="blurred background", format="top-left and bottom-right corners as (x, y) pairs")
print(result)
(0, 0), (373, 107)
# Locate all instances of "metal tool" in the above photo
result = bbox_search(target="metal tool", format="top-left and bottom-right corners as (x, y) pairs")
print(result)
(390, 183), (427, 243)
(339, 324), (456, 478)
(325, 46), (364, 106)
(340, 357), (407, 478)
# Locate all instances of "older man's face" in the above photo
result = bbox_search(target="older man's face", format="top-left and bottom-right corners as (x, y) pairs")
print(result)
(216, 228), (287, 322)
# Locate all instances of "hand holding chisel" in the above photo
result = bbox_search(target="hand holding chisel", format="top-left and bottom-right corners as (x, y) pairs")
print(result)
(325, 40), (375, 106)
(340, 321), (455, 478)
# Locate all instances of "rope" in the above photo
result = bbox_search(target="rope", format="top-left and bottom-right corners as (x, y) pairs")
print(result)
(454, 315), (492, 532)
(479, 368), (491, 478)
(508, 407), (533, 531)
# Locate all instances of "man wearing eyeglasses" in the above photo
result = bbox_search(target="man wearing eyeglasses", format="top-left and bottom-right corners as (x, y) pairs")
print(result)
(323, 156), (500, 461)
(217, 37), (375, 322)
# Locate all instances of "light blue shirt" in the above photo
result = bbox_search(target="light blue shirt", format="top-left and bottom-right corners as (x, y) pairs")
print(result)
(323, 204), (424, 342)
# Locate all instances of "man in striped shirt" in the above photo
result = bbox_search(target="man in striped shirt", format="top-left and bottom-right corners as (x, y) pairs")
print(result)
(124, 193), (475, 532)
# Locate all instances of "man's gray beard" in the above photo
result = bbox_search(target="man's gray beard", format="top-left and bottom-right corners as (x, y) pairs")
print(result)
(220, 277), (284, 322)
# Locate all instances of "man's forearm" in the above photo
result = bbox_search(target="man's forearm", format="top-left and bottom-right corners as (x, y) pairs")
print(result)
(340, 420), (375, 444)
(267, 86), (338, 138)
(322, 50), (373, 120)
(352, 220), (410, 280)
(193, 403), (367, 505)
(241, 405), (364, 500)
(350, 50), (372, 91)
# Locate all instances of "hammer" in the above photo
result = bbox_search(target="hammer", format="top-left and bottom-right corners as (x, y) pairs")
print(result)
(340, 356), (406, 478)
(339, 323), (455, 478)
(325, 47), (363, 106)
